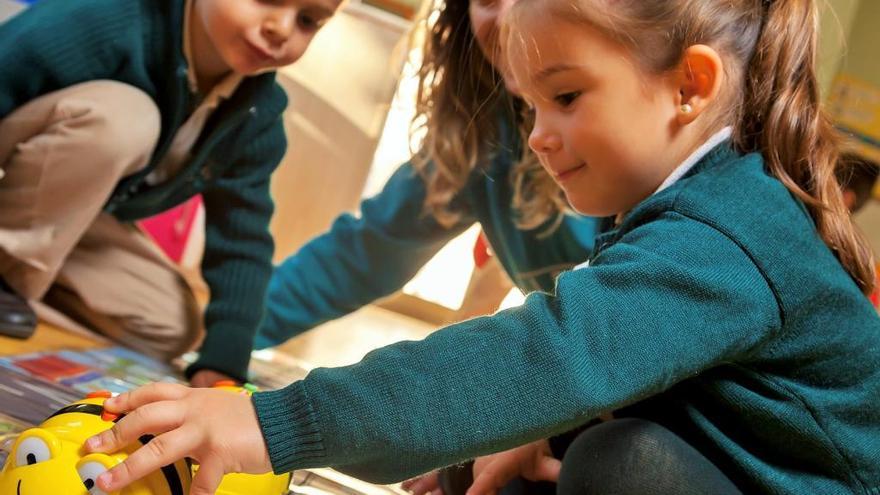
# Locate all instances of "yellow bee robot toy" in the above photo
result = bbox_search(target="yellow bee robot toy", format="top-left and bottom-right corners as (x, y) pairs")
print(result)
(0, 390), (192, 495)
(0, 384), (291, 495)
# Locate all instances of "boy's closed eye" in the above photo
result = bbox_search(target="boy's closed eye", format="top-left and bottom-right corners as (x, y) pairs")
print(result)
(297, 7), (335, 31)
(297, 12), (320, 31)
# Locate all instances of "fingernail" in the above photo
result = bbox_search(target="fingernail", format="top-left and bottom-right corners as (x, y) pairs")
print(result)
(104, 397), (117, 408)
(97, 472), (113, 490)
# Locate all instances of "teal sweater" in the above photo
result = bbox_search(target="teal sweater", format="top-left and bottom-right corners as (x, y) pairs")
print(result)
(253, 144), (880, 494)
(0, 0), (289, 380)
(255, 117), (600, 348)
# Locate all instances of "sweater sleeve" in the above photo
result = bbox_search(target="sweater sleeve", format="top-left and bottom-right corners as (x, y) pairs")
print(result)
(253, 162), (474, 349)
(186, 116), (286, 381)
(0, 0), (145, 118)
(252, 211), (781, 482)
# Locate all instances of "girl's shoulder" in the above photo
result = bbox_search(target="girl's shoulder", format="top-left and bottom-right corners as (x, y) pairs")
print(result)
(628, 146), (802, 232)
(623, 147), (869, 321)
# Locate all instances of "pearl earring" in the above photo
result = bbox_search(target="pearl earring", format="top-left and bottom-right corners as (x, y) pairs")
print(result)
(680, 103), (693, 114)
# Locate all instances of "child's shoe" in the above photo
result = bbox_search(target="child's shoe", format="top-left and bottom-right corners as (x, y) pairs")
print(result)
(0, 277), (37, 339)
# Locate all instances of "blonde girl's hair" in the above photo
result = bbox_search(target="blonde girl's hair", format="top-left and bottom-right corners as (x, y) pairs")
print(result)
(508, 0), (875, 294)
(409, 0), (567, 231)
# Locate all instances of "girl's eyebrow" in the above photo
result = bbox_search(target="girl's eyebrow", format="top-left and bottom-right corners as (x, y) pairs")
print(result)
(533, 63), (584, 83)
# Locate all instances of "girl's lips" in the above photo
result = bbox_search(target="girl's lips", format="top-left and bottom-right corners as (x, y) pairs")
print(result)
(554, 163), (587, 182)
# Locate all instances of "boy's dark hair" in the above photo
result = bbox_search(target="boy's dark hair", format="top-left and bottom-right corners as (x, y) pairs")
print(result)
(837, 153), (880, 213)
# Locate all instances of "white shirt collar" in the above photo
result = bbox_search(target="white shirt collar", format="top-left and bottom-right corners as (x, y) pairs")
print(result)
(578, 126), (735, 269)
(654, 126), (733, 194)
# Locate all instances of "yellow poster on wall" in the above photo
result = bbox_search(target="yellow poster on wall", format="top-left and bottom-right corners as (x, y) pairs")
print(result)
(826, 74), (880, 198)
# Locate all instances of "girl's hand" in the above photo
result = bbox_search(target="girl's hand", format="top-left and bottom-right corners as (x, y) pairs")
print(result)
(402, 470), (442, 495)
(84, 383), (273, 495)
(466, 440), (560, 495)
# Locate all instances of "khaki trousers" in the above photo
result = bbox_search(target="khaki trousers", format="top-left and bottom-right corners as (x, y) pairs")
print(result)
(0, 81), (201, 360)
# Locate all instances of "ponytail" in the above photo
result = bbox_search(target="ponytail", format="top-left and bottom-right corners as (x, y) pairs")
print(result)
(736, 0), (876, 294)
(506, 0), (875, 292)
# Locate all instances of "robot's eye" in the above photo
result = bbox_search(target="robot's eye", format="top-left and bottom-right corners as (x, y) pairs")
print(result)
(77, 461), (110, 495)
(14, 436), (52, 467)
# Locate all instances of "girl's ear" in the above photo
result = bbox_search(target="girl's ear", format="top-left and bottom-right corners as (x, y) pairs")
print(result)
(675, 44), (724, 125)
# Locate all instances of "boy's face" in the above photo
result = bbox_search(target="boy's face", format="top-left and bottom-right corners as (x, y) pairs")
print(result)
(509, 17), (687, 217)
(195, 0), (342, 76)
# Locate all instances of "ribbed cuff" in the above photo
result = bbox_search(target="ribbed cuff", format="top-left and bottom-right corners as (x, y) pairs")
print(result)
(252, 381), (326, 473)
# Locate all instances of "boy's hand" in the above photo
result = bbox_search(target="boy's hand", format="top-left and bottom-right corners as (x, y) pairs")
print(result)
(466, 440), (560, 495)
(85, 383), (273, 495)
(190, 368), (236, 388)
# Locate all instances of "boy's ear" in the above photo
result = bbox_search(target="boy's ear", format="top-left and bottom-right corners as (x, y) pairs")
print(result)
(675, 44), (724, 125)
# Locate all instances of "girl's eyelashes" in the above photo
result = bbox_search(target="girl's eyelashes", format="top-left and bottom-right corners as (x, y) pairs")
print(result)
(554, 91), (581, 108)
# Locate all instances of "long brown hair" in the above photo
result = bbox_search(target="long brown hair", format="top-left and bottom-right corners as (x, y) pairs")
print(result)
(409, 0), (566, 230)
(509, 0), (875, 294)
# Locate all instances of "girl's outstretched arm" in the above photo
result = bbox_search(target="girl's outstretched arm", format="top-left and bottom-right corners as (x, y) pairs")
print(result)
(84, 383), (273, 495)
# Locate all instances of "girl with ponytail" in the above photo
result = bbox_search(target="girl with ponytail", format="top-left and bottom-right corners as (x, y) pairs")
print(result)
(83, 2), (880, 494)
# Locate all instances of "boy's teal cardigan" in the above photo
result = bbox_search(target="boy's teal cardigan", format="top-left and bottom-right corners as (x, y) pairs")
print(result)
(253, 144), (880, 494)
(0, 0), (289, 380)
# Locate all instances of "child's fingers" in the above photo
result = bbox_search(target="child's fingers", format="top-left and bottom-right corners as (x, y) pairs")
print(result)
(400, 476), (420, 490)
(466, 459), (511, 495)
(402, 472), (439, 495)
(190, 460), (226, 495)
(87, 400), (185, 454)
(531, 455), (561, 483)
(96, 426), (198, 492)
(104, 382), (189, 413)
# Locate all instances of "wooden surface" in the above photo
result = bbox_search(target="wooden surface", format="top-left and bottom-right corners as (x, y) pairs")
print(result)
(0, 322), (101, 357)
(2, 305), (434, 368)
(276, 305), (435, 368)
(1, 305), (435, 377)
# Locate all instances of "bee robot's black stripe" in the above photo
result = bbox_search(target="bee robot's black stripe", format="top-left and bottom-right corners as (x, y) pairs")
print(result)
(140, 435), (185, 495)
(47, 404), (106, 420)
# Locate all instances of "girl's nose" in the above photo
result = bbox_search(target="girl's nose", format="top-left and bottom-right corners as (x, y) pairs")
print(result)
(528, 122), (562, 155)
